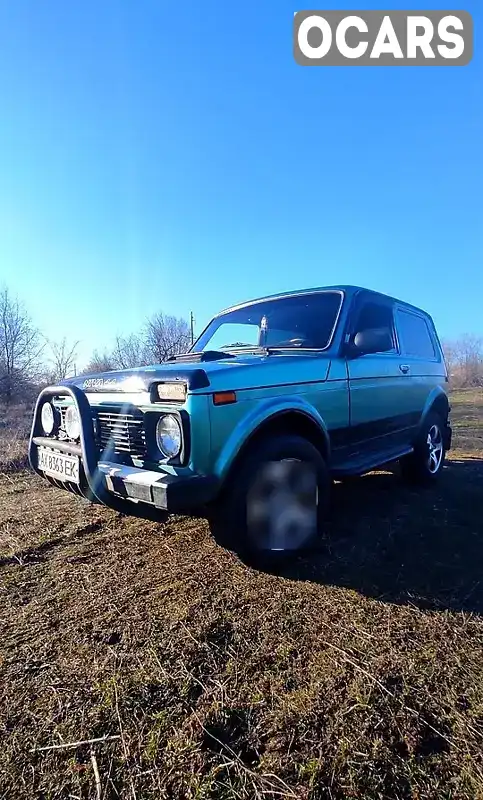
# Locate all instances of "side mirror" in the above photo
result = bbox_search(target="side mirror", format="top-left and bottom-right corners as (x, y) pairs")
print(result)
(351, 328), (393, 356)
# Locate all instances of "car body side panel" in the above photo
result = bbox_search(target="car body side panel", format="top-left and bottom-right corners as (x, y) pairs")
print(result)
(309, 358), (350, 435)
(341, 289), (414, 455)
(211, 395), (330, 482)
(207, 355), (350, 481)
(421, 385), (450, 420)
(182, 393), (213, 476)
(393, 306), (449, 434)
(313, 358), (350, 467)
(347, 353), (420, 453)
(398, 368), (448, 428)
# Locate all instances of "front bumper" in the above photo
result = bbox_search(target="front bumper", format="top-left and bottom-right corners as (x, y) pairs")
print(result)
(29, 385), (218, 514)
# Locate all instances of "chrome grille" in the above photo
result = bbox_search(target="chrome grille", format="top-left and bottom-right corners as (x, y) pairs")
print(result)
(97, 410), (146, 457)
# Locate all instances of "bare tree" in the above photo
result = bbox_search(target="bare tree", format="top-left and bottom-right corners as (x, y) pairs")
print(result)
(80, 313), (190, 375)
(46, 336), (79, 382)
(81, 349), (116, 375)
(442, 334), (483, 388)
(0, 286), (44, 402)
(143, 312), (190, 363)
(441, 338), (457, 383)
(112, 334), (148, 370)
(455, 334), (483, 387)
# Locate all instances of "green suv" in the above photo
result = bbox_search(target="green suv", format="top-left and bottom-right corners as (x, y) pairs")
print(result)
(29, 286), (451, 559)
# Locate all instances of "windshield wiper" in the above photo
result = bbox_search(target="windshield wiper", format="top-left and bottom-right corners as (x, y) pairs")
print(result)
(219, 342), (256, 349)
(167, 350), (236, 363)
(220, 342), (302, 356)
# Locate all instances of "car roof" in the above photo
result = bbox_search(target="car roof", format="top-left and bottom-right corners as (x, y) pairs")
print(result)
(218, 285), (430, 318)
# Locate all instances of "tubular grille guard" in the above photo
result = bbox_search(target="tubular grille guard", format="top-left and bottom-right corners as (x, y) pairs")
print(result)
(29, 384), (134, 514)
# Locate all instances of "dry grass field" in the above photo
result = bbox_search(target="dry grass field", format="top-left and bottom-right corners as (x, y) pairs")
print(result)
(1, 391), (482, 799)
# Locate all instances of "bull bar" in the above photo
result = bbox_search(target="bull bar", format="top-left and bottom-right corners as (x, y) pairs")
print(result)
(28, 384), (217, 515)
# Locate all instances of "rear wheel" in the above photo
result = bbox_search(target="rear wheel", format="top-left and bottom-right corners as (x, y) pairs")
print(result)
(213, 435), (330, 564)
(400, 413), (446, 485)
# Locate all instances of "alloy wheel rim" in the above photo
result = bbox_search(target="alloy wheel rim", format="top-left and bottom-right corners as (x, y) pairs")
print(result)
(427, 424), (444, 474)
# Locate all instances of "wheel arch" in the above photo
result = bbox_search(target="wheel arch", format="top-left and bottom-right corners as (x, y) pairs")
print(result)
(421, 387), (450, 428)
(214, 401), (331, 491)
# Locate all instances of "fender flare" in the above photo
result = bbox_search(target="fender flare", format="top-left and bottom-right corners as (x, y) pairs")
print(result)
(213, 395), (330, 484)
(420, 386), (450, 428)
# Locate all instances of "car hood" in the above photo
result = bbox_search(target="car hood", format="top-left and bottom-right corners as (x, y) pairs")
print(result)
(63, 351), (332, 394)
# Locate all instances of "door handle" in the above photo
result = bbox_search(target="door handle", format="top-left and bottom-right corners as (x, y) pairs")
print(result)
(399, 364), (410, 374)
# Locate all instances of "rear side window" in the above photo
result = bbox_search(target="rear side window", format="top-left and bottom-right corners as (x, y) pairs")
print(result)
(397, 309), (436, 358)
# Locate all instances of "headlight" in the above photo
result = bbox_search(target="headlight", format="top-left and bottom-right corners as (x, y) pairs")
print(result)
(156, 414), (182, 459)
(65, 406), (81, 440)
(41, 402), (55, 435)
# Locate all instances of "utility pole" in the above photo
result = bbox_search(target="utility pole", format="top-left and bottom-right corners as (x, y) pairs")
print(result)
(190, 311), (195, 346)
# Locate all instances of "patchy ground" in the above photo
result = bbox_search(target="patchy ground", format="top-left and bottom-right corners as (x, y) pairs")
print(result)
(1, 391), (483, 799)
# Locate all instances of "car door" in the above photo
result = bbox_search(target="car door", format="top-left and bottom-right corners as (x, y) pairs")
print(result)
(345, 292), (416, 461)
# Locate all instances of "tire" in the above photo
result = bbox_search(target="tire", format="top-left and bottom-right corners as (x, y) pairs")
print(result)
(212, 435), (330, 564)
(400, 412), (447, 485)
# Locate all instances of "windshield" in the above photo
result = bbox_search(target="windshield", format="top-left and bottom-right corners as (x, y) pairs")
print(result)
(193, 291), (343, 353)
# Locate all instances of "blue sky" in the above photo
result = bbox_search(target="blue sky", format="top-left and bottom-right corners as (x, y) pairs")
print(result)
(0, 0), (481, 367)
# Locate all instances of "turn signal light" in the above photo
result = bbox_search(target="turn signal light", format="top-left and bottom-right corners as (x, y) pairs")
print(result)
(213, 391), (237, 406)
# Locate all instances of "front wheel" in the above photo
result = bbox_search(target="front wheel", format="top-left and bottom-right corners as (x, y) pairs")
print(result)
(214, 435), (330, 564)
(400, 413), (446, 485)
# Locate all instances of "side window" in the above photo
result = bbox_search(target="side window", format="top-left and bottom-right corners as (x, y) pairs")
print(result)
(396, 309), (436, 359)
(351, 300), (396, 353)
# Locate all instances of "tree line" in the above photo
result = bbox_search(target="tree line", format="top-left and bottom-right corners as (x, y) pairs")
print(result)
(441, 335), (483, 389)
(0, 285), (191, 404)
(1, 283), (483, 405)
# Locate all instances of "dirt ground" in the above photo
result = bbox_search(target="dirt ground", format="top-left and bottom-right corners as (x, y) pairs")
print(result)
(1, 391), (482, 799)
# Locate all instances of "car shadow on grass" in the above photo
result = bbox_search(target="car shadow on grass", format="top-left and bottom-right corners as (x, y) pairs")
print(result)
(278, 457), (483, 616)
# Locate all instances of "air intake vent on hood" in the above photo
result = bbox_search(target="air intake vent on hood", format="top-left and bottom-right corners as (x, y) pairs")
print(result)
(166, 350), (236, 364)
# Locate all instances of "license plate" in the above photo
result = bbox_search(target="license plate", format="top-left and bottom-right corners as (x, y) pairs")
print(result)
(38, 447), (80, 484)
